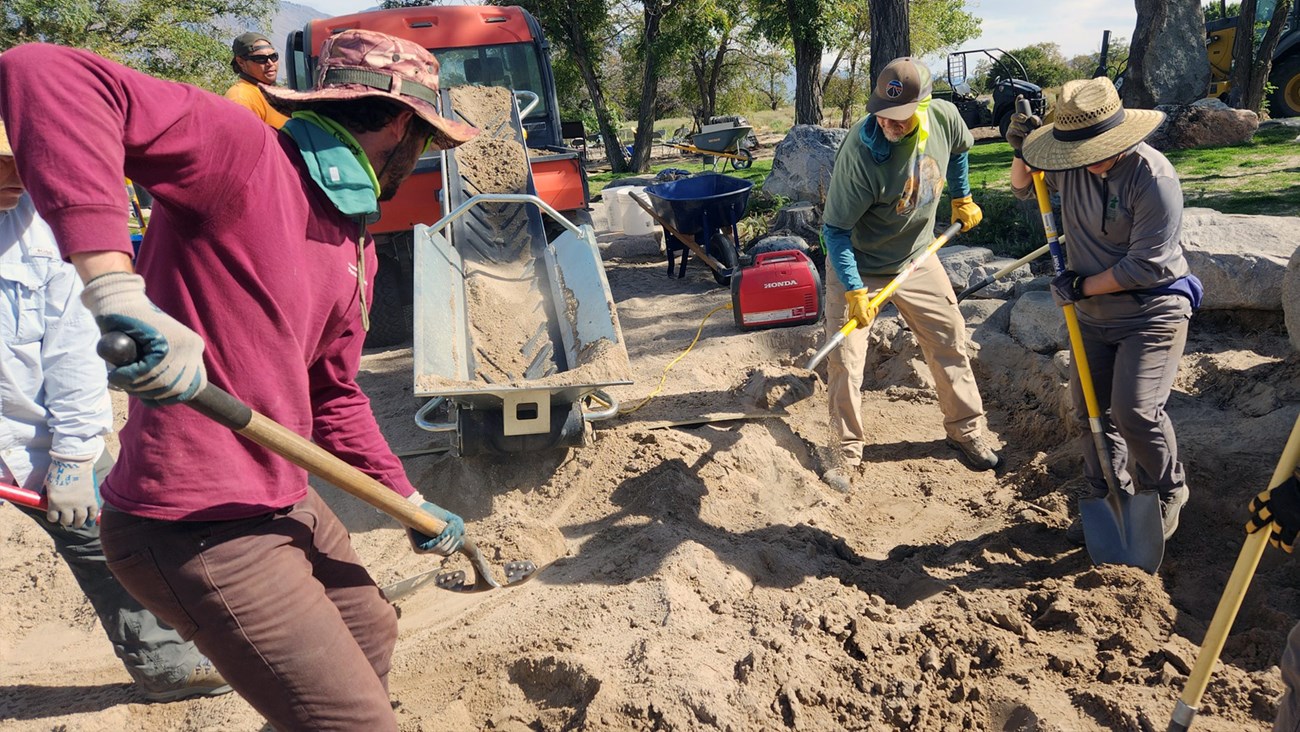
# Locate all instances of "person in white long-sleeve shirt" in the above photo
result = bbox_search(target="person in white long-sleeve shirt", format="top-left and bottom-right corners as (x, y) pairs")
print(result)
(0, 123), (230, 702)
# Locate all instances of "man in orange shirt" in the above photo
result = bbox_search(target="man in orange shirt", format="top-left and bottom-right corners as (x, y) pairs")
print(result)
(224, 32), (289, 129)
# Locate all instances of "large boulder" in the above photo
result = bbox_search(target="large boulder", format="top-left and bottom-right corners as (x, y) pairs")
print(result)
(1009, 291), (1068, 354)
(1147, 99), (1259, 151)
(963, 257), (1037, 300)
(763, 125), (849, 208)
(1123, 0), (1211, 107)
(937, 245), (995, 294)
(1181, 208), (1300, 310)
(1287, 246), (1300, 351)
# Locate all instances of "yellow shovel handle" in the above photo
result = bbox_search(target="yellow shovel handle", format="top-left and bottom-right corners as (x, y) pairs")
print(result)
(805, 223), (961, 371)
(1169, 412), (1300, 730)
(841, 221), (964, 338)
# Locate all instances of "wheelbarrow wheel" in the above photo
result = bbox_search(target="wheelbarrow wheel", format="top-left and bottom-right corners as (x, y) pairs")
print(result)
(707, 227), (739, 286)
(730, 148), (754, 170)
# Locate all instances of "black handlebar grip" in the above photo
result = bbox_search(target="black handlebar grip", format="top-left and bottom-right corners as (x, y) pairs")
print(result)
(97, 331), (138, 367)
(94, 331), (253, 430)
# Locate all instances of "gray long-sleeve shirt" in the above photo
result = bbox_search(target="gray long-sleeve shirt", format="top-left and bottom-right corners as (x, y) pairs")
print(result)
(1012, 143), (1191, 325)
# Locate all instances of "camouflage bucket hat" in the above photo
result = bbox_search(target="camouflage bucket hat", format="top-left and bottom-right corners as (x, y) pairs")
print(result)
(260, 29), (478, 150)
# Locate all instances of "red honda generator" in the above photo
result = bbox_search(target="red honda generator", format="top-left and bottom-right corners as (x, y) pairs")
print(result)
(730, 250), (823, 331)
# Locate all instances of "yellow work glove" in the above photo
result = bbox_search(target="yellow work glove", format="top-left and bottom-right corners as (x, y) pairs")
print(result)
(844, 288), (878, 328)
(951, 195), (982, 232)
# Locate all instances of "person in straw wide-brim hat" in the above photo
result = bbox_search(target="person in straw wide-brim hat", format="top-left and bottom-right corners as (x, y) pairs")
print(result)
(1005, 76), (1202, 547)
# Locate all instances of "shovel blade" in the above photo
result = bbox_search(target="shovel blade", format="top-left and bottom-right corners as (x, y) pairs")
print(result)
(1080, 489), (1165, 573)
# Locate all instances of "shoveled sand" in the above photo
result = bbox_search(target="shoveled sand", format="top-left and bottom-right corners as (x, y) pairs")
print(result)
(1, 208), (1297, 730)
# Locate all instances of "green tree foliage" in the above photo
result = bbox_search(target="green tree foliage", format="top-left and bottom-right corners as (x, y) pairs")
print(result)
(1065, 35), (1130, 83)
(1204, 1), (1242, 21)
(510, 0), (630, 171)
(971, 43), (1072, 92)
(909, 0), (980, 58)
(1, 0), (275, 91)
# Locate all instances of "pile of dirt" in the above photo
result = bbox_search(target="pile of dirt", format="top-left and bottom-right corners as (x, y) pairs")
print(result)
(1, 239), (1296, 731)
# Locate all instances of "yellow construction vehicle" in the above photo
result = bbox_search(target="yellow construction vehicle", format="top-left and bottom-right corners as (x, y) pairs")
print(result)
(1205, 0), (1300, 116)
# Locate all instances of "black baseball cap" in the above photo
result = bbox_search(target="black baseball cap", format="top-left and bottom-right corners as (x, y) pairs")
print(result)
(232, 32), (274, 58)
(868, 57), (933, 120)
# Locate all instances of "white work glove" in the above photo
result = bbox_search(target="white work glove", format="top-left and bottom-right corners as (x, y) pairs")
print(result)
(80, 272), (207, 405)
(43, 453), (100, 529)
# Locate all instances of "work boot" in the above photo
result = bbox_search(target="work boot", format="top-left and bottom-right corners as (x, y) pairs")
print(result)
(1065, 518), (1086, 546)
(1159, 485), (1190, 541)
(946, 434), (1002, 472)
(140, 657), (233, 703)
(821, 467), (853, 493)
(820, 453), (860, 494)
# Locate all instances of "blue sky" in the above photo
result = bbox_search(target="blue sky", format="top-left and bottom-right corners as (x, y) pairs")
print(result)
(302, 0), (1138, 60)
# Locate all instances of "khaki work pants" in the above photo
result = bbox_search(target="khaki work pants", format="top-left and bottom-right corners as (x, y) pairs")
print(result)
(825, 256), (986, 464)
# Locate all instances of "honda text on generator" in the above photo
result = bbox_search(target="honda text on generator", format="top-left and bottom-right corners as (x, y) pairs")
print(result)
(286, 5), (593, 347)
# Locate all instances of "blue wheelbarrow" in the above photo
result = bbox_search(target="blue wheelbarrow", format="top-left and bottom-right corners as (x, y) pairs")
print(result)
(627, 173), (753, 286)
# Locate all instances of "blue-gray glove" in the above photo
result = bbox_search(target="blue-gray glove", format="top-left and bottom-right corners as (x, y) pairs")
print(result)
(80, 272), (207, 405)
(405, 492), (465, 556)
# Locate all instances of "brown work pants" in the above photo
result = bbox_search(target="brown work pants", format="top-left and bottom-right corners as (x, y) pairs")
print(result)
(825, 256), (987, 464)
(101, 488), (399, 731)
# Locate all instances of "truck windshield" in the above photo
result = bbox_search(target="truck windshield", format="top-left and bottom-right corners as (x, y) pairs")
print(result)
(432, 42), (549, 120)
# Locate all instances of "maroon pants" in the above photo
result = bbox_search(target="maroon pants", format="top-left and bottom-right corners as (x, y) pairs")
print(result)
(101, 489), (399, 731)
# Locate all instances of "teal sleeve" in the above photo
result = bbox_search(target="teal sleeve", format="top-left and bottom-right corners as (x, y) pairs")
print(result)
(822, 224), (863, 291)
(946, 151), (971, 198)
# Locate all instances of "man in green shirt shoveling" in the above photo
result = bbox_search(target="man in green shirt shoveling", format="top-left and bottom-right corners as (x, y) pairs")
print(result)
(819, 57), (1003, 493)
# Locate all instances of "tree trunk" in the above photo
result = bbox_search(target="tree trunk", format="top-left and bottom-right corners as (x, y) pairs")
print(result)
(868, 0), (909, 87)
(631, 1), (666, 172)
(789, 0), (825, 125)
(793, 41), (824, 124)
(1228, 0), (1259, 109)
(557, 7), (627, 172)
(1236, 0), (1293, 113)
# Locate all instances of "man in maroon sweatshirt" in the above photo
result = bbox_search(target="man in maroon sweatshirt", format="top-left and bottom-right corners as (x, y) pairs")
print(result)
(0, 30), (478, 730)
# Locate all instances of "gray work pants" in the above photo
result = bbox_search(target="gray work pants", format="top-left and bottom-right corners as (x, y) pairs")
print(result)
(12, 502), (204, 692)
(1277, 621), (1300, 731)
(101, 487), (400, 731)
(1068, 301), (1190, 497)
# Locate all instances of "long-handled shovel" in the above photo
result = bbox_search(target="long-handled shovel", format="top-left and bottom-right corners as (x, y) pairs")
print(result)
(97, 332), (535, 595)
(1020, 99), (1164, 572)
(956, 242), (1050, 302)
(1167, 412), (1300, 732)
(805, 222), (962, 371)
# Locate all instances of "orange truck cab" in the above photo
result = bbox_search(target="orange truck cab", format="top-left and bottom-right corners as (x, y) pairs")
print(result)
(285, 5), (592, 346)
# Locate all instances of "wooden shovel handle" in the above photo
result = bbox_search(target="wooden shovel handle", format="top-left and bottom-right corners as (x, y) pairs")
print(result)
(96, 332), (448, 537)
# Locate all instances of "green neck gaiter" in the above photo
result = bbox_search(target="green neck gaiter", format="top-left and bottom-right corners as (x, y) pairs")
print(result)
(282, 111), (380, 217)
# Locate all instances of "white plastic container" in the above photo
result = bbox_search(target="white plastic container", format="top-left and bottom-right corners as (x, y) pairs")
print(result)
(606, 187), (629, 231)
(621, 187), (656, 236)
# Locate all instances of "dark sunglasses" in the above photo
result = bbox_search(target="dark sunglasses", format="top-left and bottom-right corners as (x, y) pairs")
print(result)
(245, 52), (279, 64)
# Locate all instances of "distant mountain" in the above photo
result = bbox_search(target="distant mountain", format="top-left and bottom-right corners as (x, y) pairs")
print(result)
(225, 2), (327, 50)
(270, 2), (328, 46)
